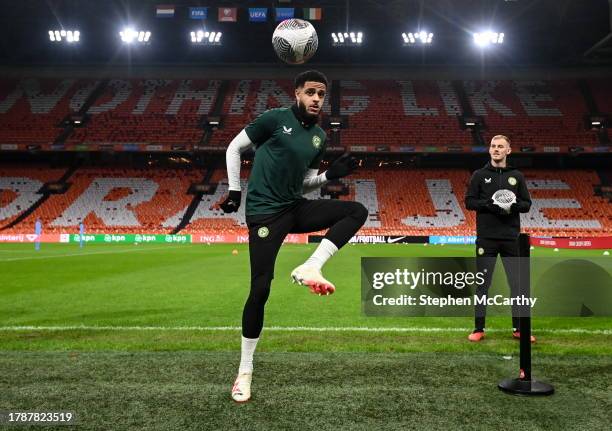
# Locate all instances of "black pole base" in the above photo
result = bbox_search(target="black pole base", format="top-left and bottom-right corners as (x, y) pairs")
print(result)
(498, 378), (555, 396)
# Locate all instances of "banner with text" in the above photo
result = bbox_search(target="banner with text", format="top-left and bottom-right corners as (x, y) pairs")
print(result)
(362, 257), (612, 317)
(68, 234), (191, 244)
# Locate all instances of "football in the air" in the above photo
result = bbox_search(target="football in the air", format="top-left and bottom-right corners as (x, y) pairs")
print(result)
(272, 19), (318, 65)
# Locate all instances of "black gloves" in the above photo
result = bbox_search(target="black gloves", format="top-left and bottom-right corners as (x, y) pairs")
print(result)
(220, 190), (241, 213)
(486, 199), (507, 215)
(325, 153), (358, 180)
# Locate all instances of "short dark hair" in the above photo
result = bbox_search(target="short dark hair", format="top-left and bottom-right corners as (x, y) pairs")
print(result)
(294, 70), (328, 89)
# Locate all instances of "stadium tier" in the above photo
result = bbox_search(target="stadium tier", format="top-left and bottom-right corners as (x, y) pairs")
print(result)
(0, 78), (97, 146)
(1, 166), (610, 237)
(470, 80), (599, 147)
(1, 78), (610, 150)
(65, 79), (216, 147)
(0, 164), (67, 228)
(340, 80), (472, 148)
(1, 167), (201, 234)
(206, 79), (297, 148)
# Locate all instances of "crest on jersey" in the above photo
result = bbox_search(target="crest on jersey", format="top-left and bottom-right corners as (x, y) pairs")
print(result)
(257, 226), (270, 238)
(312, 135), (322, 149)
(508, 177), (517, 186)
(478, 247), (485, 256)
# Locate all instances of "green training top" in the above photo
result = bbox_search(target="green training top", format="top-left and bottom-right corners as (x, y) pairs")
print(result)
(244, 107), (327, 216)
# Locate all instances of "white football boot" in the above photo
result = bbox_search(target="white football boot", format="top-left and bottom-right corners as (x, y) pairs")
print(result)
(231, 372), (252, 403)
(290, 264), (336, 295)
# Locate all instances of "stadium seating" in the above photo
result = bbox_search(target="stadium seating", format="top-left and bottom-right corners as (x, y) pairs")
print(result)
(178, 168), (252, 234)
(0, 165), (66, 228)
(466, 80), (598, 147)
(66, 79), (217, 146)
(4, 166), (609, 237)
(521, 170), (611, 236)
(2, 77), (606, 149)
(1, 75), (610, 238)
(208, 79), (295, 148)
(341, 80), (472, 148)
(0, 78), (96, 145)
(2, 167), (201, 234)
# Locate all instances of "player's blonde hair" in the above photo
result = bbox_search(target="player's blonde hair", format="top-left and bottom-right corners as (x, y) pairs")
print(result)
(491, 135), (511, 146)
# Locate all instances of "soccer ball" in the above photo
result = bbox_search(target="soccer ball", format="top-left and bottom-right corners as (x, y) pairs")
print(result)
(492, 189), (516, 212)
(272, 19), (318, 64)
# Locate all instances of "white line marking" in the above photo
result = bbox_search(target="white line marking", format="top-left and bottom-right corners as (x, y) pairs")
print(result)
(0, 245), (185, 262)
(0, 326), (609, 335)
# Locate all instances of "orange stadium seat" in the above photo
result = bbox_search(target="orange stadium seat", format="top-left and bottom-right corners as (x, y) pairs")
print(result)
(2, 167), (201, 234)
(0, 165), (66, 228)
(66, 79), (216, 146)
(0, 78), (97, 145)
(2, 166), (610, 237)
(3, 78), (601, 150)
(467, 80), (598, 147)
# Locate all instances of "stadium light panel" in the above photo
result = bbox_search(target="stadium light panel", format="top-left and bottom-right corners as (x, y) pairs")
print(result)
(403, 30), (434, 46)
(190, 29), (222, 45)
(49, 29), (80, 43)
(474, 31), (504, 47)
(332, 31), (363, 46)
(120, 28), (151, 44)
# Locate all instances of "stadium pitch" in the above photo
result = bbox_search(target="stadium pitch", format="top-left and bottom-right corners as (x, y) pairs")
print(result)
(1, 243), (611, 430)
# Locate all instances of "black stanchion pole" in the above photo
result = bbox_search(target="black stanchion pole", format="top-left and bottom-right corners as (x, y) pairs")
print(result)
(498, 233), (554, 395)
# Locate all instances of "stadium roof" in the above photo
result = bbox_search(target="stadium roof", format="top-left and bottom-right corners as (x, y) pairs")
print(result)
(0, 0), (611, 67)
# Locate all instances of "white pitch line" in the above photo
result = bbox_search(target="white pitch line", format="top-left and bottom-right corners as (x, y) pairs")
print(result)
(0, 245), (185, 262)
(0, 326), (609, 335)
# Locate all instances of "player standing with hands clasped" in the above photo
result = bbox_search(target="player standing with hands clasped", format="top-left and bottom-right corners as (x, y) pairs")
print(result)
(220, 70), (368, 402)
(465, 135), (535, 343)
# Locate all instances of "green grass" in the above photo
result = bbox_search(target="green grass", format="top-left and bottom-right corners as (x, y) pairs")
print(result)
(1, 351), (610, 430)
(1, 243), (608, 331)
(1, 243), (610, 430)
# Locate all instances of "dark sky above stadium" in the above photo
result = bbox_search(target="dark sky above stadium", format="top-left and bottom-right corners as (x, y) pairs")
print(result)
(0, 0), (610, 66)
